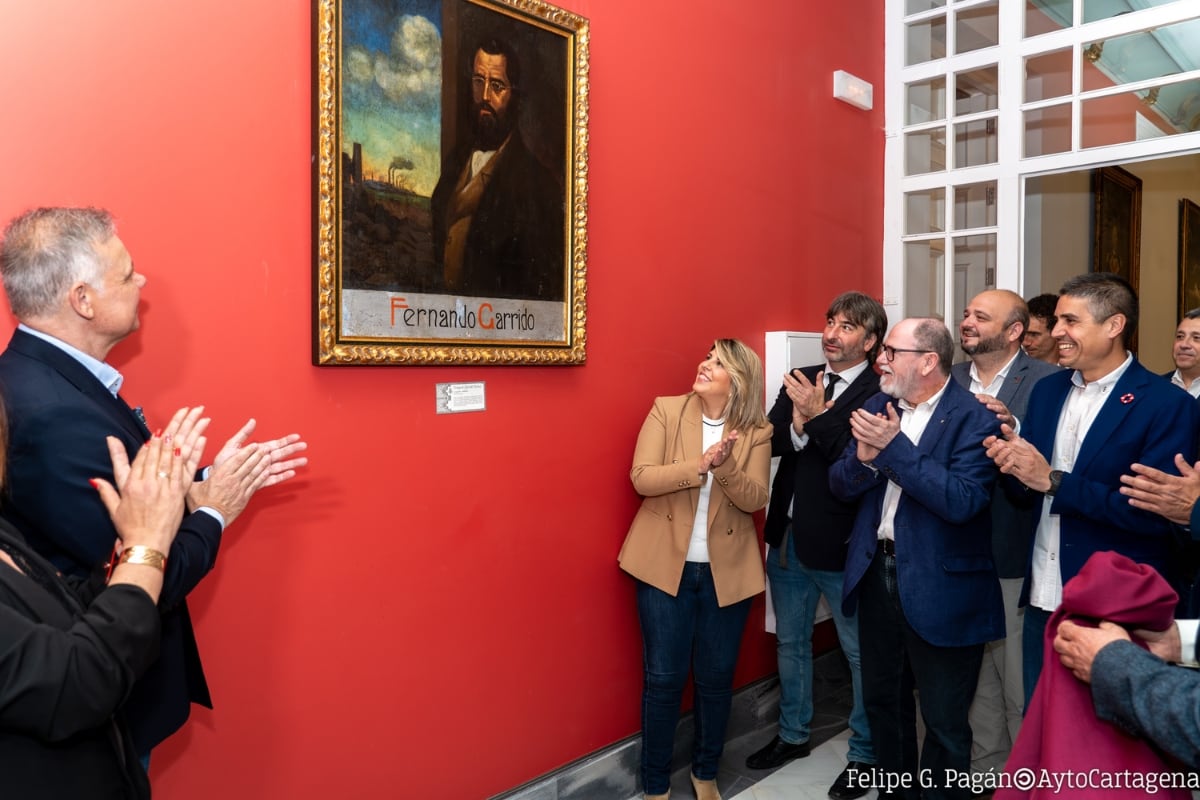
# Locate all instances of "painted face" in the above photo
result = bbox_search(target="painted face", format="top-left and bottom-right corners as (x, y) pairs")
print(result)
(1022, 316), (1057, 363)
(960, 292), (1016, 357)
(472, 50), (513, 137)
(1173, 318), (1200, 375)
(693, 347), (732, 408)
(1052, 294), (1122, 376)
(89, 234), (145, 345)
(823, 312), (875, 369)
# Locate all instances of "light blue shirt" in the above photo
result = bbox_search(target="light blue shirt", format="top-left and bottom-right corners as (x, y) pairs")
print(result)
(17, 324), (225, 529)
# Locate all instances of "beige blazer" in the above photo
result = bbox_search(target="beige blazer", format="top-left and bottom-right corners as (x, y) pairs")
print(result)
(618, 393), (772, 607)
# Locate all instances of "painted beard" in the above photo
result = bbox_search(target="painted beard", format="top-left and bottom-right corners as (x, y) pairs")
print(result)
(474, 102), (514, 151)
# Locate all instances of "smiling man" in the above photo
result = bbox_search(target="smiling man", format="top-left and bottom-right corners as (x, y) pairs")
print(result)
(1170, 309), (1200, 398)
(831, 317), (1003, 800)
(747, 292), (886, 799)
(982, 273), (1200, 705)
(951, 290), (1058, 779)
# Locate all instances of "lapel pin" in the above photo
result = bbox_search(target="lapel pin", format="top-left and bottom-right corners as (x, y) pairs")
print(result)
(1120, 393), (1134, 404)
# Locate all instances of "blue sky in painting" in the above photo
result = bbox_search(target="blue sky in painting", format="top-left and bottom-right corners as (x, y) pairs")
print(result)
(342, 0), (444, 196)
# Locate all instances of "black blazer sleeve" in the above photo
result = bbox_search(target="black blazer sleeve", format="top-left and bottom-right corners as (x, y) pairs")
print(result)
(0, 579), (160, 742)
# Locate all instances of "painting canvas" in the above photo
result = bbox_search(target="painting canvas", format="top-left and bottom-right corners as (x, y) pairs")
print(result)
(1090, 165), (1142, 292)
(313, 0), (589, 365)
(1181, 199), (1200, 320)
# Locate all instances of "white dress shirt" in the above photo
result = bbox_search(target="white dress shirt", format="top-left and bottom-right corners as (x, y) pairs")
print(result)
(1171, 369), (1200, 398)
(877, 378), (951, 542)
(1029, 353), (1134, 612)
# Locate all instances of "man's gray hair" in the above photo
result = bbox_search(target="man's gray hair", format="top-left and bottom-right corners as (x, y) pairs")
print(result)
(0, 207), (116, 319)
(913, 317), (954, 376)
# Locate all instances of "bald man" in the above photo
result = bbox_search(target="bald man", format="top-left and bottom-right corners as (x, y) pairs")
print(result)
(951, 290), (1059, 777)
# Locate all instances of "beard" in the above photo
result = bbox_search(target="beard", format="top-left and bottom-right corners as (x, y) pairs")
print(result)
(879, 369), (912, 400)
(961, 330), (1007, 357)
(474, 102), (515, 151)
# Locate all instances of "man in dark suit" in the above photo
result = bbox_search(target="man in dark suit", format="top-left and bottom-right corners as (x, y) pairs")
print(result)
(983, 273), (1200, 704)
(831, 317), (1004, 800)
(744, 292), (886, 800)
(430, 38), (564, 301)
(0, 207), (308, 759)
(951, 290), (1058, 776)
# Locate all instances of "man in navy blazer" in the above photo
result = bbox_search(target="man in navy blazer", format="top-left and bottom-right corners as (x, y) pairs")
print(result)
(951, 290), (1059, 776)
(0, 207), (307, 758)
(983, 273), (1200, 705)
(831, 317), (1004, 800)
(746, 292), (886, 800)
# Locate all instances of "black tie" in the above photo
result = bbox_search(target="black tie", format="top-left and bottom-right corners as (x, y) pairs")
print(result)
(824, 373), (840, 402)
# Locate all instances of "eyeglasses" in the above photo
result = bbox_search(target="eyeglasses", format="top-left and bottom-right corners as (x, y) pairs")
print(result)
(881, 345), (933, 362)
(471, 76), (512, 96)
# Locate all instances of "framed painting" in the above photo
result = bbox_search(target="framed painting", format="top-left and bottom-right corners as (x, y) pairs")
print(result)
(1180, 199), (1200, 320)
(1090, 165), (1142, 294)
(313, 0), (589, 365)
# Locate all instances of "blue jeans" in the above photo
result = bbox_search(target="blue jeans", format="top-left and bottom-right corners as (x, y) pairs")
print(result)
(637, 562), (753, 795)
(1022, 605), (1052, 708)
(767, 541), (874, 763)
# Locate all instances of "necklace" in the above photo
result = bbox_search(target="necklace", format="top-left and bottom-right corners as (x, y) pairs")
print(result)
(702, 416), (725, 427)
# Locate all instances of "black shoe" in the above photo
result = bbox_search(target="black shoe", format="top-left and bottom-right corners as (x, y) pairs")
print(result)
(744, 734), (810, 770)
(828, 761), (873, 800)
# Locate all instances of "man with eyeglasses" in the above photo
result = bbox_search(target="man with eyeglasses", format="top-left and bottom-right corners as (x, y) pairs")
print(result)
(951, 290), (1058, 781)
(982, 273), (1200, 705)
(831, 318), (1004, 800)
(430, 37), (564, 302)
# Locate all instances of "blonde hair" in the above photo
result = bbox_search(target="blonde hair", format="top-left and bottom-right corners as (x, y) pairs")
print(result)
(711, 338), (768, 432)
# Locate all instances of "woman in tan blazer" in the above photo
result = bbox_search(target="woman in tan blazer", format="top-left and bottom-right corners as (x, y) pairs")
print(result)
(619, 338), (772, 800)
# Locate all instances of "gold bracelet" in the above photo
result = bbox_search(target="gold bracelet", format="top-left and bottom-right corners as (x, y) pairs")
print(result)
(117, 546), (168, 572)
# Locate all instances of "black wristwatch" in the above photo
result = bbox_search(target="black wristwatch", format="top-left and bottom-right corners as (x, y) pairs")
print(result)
(1046, 469), (1064, 496)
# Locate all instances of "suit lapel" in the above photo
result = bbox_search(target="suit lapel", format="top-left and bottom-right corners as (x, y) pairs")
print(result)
(997, 353), (1030, 408)
(1072, 361), (1147, 475)
(7, 329), (148, 441)
(915, 379), (958, 454)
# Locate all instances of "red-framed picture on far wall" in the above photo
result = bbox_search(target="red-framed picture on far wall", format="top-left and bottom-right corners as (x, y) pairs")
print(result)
(1180, 198), (1200, 320)
(312, 0), (590, 366)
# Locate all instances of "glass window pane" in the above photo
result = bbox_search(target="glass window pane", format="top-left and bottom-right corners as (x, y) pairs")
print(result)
(906, 189), (947, 234)
(1024, 103), (1073, 156)
(1083, 0), (1178, 25)
(907, 15), (947, 65)
(907, 77), (947, 124)
(1082, 80), (1200, 148)
(905, 239), (946, 319)
(954, 118), (998, 168)
(952, 234), (998, 342)
(1026, 0), (1070, 37)
(905, 127), (947, 175)
(1083, 18), (1200, 93)
(907, 0), (945, 13)
(1025, 49), (1072, 102)
(953, 182), (997, 230)
(956, 1), (999, 54)
(956, 66), (998, 116)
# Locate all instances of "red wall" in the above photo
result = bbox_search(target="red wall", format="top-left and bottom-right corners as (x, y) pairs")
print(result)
(0, 2), (883, 797)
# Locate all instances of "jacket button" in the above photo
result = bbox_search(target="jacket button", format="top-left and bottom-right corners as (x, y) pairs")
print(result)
(667, 514), (673, 521)
(726, 528), (734, 535)
(727, 501), (734, 507)
(672, 459), (679, 464)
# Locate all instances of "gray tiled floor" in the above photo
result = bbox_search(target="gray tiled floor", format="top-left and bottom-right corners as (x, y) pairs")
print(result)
(654, 650), (856, 800)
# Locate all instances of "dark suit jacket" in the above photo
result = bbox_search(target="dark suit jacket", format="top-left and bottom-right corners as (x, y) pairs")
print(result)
(1019, 359), (1200, 595)
(763, 363), (879, 571)
(831, 378), (1005, 647)
(0, 521), (153, 799)
(951, 351), (1060, 577)
(0, 328), (220, 753)
(431, 129), (565, 301)
(1092, 638), (1200, 769)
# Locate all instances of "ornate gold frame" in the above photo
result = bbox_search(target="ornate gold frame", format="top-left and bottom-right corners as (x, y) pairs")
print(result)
(313, 0), (589, 365)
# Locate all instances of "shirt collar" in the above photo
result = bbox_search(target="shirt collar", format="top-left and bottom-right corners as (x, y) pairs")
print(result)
(1071, 351), (1133, 390)
(18, 323), (124, 396)
(825, 358), (870, 385)
(899, 376), (951, 414)
(967, 349), (1021, 387)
